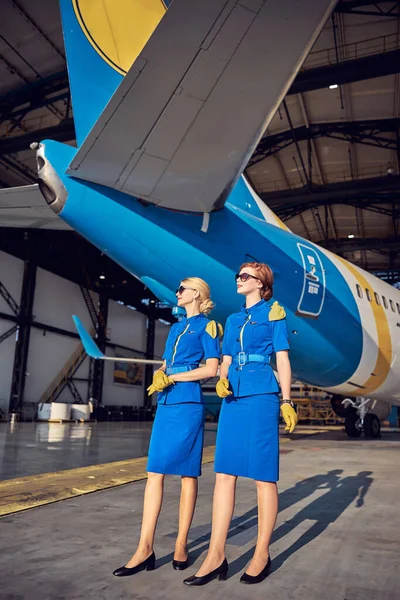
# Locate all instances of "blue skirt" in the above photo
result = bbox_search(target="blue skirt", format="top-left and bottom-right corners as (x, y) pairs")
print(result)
(214, 393), (280, 482)
(147, 403), (205, 476)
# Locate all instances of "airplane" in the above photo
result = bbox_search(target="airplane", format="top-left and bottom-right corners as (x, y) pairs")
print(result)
(1, 0), (399, 440)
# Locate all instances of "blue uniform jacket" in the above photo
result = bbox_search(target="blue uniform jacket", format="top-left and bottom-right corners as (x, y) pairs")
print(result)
(222, 299), (290, 397)
(158, 313), (221, 405)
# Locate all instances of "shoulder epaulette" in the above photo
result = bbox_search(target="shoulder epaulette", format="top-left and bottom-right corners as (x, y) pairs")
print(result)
(268, 301), (286, 321)
(205, 320), (223, 338)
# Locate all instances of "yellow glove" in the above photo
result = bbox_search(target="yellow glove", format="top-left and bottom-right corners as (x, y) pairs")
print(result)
(147, 371), (175, 396)
(153, 371), (170, 388)
(280, 402), (298, 433)
(216, 378), (232, 398)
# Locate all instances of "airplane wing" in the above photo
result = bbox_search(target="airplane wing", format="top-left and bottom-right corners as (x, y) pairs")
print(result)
(0, 185), (71, 229)
(72, 315), (162, 364)
(67, 0), (337, 213)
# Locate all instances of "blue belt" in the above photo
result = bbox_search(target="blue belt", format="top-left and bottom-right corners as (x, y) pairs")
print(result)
(233, 353), (270, 367)
(166, 365), (194, 376)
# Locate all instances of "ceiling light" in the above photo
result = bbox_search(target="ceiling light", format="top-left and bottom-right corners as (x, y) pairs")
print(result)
(348, 234), (355, 239)
(99, 273), (105, 280)
(329, 84), (338, 89)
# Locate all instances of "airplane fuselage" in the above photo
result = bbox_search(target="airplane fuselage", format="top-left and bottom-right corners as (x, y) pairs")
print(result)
(40, 139), (400, 406)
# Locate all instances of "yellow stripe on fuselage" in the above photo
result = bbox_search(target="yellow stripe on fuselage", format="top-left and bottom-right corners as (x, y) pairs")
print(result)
(336, 256), (392, 394)
(274, 214), (291, 232)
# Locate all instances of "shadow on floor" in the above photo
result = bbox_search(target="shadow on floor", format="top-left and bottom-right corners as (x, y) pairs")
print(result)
(157, 469), (373, 578)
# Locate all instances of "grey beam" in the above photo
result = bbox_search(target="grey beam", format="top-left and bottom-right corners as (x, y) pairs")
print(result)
(288, 49), (400, 95)
(0, 119), (75, 155)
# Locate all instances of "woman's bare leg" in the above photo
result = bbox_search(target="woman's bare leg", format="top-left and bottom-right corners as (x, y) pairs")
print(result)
(245, 481), (278, 576)
(125, 472), (164, 567)
(195, 473), (237, 576)
(174, 476), (198, 561)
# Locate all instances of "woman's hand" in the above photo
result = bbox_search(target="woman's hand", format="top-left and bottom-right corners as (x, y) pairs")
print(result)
(147, 370), (175, 396)
(280, 403), (298, 433)
(216, 378), (232, 398)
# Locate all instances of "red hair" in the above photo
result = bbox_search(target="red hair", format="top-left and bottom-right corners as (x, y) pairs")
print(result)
(239, 262), (274, 301)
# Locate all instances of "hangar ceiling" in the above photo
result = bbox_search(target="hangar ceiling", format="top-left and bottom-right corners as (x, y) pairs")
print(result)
(0, 0), (399, 280)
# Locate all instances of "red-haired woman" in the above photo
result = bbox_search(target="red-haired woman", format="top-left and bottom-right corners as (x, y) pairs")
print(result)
(184, 262), (297, 586)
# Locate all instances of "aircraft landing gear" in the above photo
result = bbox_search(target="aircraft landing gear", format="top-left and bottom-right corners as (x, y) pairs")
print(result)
(345, 409), (362, 438)
(342, 398), (382, 439)
(363, 413), (381, 439)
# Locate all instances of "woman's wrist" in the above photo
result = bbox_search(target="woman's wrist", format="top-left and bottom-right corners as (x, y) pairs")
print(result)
(281, 398), (294, 407)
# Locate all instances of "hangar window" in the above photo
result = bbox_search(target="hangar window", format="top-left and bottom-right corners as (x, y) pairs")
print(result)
(365, 288), (372, 302)
(356, 284), (363, 298)
(382, 296), (388, 309)
(397, 303), (400, 314)
(374, 292), (381, 305)
(390, 299), (395, 312)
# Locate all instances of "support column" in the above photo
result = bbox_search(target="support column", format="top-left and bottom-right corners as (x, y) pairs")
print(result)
(143, 314), (156, 409)
(9, 260), (37, 414)
(88, 292), (108, 414)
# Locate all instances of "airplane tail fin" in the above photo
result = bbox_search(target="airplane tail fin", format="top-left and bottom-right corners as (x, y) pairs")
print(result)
(59, 0), (166, 145)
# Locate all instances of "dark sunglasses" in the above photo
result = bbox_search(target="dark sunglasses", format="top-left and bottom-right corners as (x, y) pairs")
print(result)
(176, 285), (196, 295)
(235, 272), (260, 283)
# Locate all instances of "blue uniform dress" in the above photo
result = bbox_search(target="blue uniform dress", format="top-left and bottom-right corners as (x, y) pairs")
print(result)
(147, 314), (221, 477)
(214, 299), (289, 482)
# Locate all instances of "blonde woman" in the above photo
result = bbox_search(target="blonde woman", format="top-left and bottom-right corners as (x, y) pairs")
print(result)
(113, 278), (221, 577)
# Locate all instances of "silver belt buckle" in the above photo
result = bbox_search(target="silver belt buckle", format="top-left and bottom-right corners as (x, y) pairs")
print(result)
(238, 352), (246, 367)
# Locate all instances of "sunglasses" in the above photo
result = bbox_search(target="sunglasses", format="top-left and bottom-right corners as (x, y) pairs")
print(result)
(176, 285), (196, 295)
(235, 273), (260, 283)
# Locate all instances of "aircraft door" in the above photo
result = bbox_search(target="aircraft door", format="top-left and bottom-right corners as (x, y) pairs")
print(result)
(296, 243), (326, 318)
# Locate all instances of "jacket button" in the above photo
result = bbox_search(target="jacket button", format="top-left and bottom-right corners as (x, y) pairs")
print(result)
(236, 367), (239, 371)
(236, 338), (240, 342)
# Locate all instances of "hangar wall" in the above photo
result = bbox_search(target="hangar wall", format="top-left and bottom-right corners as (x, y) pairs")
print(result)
(25, 267), (96, 406)
(102, 300), (147, 407)
(0, 250), (170, 414)
(0, 251), (23, 413)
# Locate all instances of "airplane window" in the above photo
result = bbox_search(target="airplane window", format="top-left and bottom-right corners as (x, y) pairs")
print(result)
(374, 292), (381, 305)
(365, 288), (372, 302)
(382, 296), (388, 309)
(356, 284), (363, 298)
(397, 303), (400, 314)
(390, 300), (395, 312)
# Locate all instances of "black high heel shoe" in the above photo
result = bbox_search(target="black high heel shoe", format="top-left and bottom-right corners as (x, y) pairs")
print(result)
(183, 558), (228, 586)
(240, 556), (272, 585)
(172, 552), (190, 570)
(113, 552), (155, 577)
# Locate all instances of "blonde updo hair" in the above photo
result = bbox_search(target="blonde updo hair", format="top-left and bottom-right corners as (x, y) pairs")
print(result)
(182, 277), (215, 315)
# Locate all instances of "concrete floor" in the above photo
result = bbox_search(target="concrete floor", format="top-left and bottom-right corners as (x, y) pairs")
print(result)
(1, 430), (400, 599)
(0, 421), (218, 480)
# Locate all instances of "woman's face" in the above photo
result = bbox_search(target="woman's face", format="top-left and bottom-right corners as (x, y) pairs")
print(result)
(236, 267), (263, 296)
(176, 282), (198, 307)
